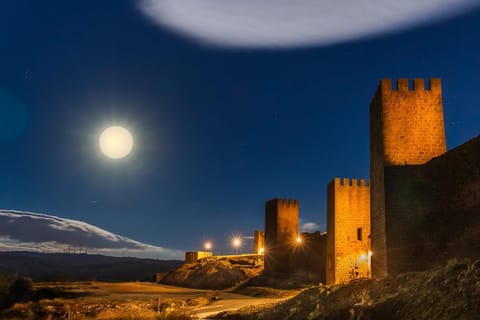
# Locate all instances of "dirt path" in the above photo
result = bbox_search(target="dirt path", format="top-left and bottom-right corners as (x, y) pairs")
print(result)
(193, 296), (283, 319)
(26, 281), (290, 319)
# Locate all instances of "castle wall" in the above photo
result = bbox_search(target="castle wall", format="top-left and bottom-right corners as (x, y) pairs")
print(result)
(377, 78), (446, 166)
(370, 78), (448, 277)
(370, 90), (388, 278)
(370, 78), (480, 276)
(326, 178), (371, 285)
(383, 165), (429, 274)
(185, 251), (212, 264)
(425, 136), (480, 259)
(264, 198), (299, 274)
(253, 230), (265, 255)
(295, 232), (326, 283)
(384, 136), (480, 274)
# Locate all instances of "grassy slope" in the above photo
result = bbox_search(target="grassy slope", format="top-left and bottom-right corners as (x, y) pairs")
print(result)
(215, 259), (480, 320)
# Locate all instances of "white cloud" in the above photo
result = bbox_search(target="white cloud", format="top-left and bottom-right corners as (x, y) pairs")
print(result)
(137, 0), (480, 48)
(0, 210), (183, 259)
(300, 222), (320, 233)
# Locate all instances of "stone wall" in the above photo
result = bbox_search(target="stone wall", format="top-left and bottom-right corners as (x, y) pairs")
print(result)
(326, 178), (371, 284)
(375, 78), (446, 166)
(370, 77), (480, 277)
(264, 198), (299, 274)
(293, 231), (327, 283)
(253, 230), (265, 255)
(185, 251), (213, 264)
(384, 136), (480, 274)
(370, 78), (448, 277)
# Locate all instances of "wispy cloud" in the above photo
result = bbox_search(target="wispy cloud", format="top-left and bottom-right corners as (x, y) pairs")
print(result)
(0, 210), (183, 259)
(138, 0), (480, 48)
(300, 222), (321, 233)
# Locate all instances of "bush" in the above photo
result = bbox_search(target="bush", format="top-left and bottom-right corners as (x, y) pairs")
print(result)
(8, 277), (33, 300)
(0, 274), (14, 295)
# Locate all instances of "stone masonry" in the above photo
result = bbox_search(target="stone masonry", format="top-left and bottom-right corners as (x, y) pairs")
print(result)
(326, 178), (371, 284)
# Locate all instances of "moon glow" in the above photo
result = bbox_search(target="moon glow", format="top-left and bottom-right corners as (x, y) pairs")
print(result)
(99, 126), (134, 159)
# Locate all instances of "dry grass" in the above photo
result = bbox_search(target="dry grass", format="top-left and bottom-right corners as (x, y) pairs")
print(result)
(1, 282), (212, 319)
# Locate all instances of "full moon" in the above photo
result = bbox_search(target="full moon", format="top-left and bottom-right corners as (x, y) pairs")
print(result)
(99, 126), (134, 159)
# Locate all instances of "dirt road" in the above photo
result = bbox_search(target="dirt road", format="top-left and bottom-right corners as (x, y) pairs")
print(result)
(30, 281), (291, 319)
(192, 293), (283, 319)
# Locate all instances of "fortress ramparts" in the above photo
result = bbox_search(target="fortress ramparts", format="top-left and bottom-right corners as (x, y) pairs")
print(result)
(255, 77), (479, 284)
(264, 198), (300, 274)
(326, 178), (370, 284)
(370, 78), (480, 277)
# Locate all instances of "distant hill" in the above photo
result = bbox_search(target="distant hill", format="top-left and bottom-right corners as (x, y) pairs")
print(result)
(0, 251), (183, 282)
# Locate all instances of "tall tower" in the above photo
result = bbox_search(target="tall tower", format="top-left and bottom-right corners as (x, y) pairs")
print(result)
(370, 78), (447, 277)
(326, 178), (371, 285)
(264, 198), (299, 274)
(253, 230), (265, 255)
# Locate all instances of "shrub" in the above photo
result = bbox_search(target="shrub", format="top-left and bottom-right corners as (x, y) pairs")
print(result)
(8, 277), (33, 300)
(0, 274), (14, 295)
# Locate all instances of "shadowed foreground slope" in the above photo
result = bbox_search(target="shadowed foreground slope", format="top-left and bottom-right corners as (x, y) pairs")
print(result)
(214, 258), (480, 320)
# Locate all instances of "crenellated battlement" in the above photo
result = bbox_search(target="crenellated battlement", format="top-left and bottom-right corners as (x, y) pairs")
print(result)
(276, 198), (299, 207)
(370, 78), (442, 106)
(370, 77), (446, 167)
(379, 78), (441, 93)
(332, 178), (369, 188)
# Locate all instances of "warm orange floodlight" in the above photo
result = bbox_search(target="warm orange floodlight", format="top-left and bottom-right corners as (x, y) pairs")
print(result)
(204, 241), (212, 251)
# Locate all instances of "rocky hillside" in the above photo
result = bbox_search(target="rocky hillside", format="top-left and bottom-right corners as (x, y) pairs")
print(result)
(214, 258), (480, 320)
(160, 255), (264, 290)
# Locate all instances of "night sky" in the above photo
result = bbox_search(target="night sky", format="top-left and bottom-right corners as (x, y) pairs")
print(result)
(1, 1), (480, 255)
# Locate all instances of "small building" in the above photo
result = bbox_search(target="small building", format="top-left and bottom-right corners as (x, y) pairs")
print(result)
(185, 251), (212, 264)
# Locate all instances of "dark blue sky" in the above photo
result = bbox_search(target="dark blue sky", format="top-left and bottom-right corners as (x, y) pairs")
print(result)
(1, 1), (479, 254)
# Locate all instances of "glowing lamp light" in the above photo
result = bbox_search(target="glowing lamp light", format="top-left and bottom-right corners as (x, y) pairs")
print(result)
(296, 236), (302, 244)
(259, 247), (265, 255)
(359, 253), (367, 262)
(232, 237), (242, 248)
(368, 250), (373, 257)
(204, 242), (212, 251)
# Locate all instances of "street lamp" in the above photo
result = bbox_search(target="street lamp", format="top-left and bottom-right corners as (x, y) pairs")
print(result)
(204, 241), (212, 251)
(296, 235), (302, 244)
(232, 237), (242, 254)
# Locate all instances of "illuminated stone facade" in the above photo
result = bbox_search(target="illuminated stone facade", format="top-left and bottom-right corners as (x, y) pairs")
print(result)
(264, 198), (299, 274)
(253, 230), (265, 255)
(326, 178), (371, 285)
(263, 198), (326, 282)
(185, 251), (212, 264)
(259, 78), (479, 284)
(370, 78), (480, 277)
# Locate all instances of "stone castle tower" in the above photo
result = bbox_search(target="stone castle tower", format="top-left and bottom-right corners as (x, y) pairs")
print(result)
(253, 230), (265, 255)
(370, 78), (448, 277)
(326, 178), (371, 284)
(264, 198), (299, 274)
